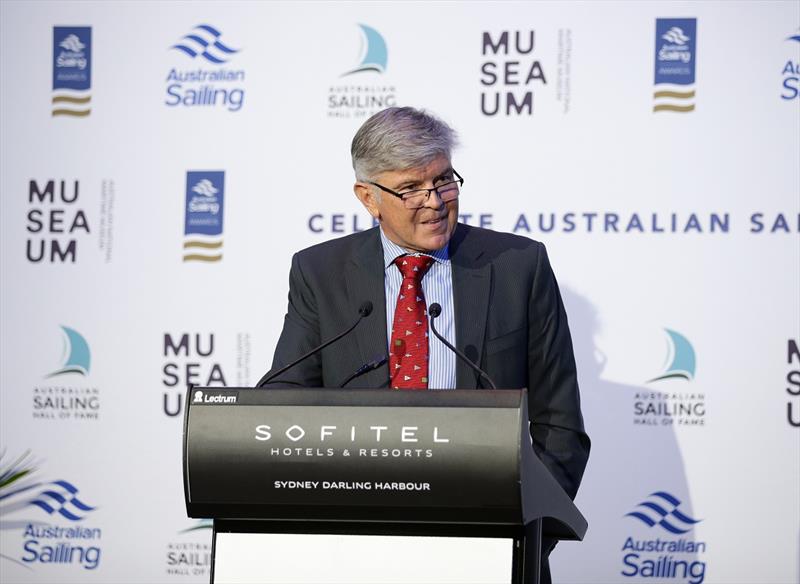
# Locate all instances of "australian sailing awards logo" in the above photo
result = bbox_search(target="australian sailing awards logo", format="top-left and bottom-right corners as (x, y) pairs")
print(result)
(328, 24), (396, 118)
(165, 24), (244, 111)
(32, 326), (99, 420)
(52, 27), (91, 117)
(183, 171), (224, 262)
(0, 455), (102, 571)
(634, 329), (704, 427)
(622, 491), (706, 583)
(653, 18), (697, 113)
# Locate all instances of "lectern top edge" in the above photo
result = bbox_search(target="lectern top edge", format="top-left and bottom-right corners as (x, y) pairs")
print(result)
(185, 386), (525, 408)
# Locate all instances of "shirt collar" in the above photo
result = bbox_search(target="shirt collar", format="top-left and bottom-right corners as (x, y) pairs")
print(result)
(379, 228), (450, 269)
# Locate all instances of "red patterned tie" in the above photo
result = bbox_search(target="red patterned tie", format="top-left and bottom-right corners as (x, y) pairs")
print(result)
(389, 255), (433, 389)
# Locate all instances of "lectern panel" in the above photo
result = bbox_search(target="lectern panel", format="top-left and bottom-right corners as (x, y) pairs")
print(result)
(213, 532), (514, 584)
(185, 388), (525, 524)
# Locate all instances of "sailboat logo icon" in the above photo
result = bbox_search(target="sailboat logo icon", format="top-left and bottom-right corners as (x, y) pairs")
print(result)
(47, 325), (91, 377)
(648, 328), (695, 382)
(342, 24), (388, 76)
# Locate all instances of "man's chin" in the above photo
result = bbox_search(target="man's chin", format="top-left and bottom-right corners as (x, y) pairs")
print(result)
(416, 233), (451, 253)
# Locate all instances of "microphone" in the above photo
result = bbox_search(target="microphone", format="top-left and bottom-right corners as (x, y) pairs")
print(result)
(338, 354), (389, 388)
(428, 302), (497, 390)
(256, 301), (374, 388)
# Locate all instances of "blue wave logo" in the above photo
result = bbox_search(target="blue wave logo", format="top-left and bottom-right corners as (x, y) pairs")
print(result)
(59, 34), (85, 53)
(788, 30), (800, 43)
(47, 325), (90, 378)
(342, 24), (387, 76)
(661, 26), (690, 45)
(626, 492), (701, 534)
(171, 24), (239, 64)
(648, 328), (695, 382)
(27, 480), (96, 522)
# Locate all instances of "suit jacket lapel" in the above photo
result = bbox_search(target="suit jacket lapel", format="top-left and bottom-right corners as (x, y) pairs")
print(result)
(344, 228), (390, 387)
(450, 224), (492, 389)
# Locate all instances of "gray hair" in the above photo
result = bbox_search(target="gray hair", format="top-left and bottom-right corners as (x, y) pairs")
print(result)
(351, 107), (459, 180)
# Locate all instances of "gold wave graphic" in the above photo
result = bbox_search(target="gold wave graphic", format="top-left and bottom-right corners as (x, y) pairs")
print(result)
(653, 104), (695, 113)
(653, 90), (695, 99)
(52, 95), (92, 104)
(183, 241), (223, 249)
(52, 109), (91, 117)
(183, 253), (223, 262)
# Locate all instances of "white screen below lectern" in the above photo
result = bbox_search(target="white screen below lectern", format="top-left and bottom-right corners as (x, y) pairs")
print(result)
(214, 532), (514, 584)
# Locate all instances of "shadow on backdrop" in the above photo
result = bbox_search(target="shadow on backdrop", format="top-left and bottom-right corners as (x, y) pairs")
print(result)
(550, 287), (699, 583)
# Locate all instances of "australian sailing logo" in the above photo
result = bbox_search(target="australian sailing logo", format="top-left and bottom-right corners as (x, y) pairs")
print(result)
(52, 27), (92, 117)
(634, 328), (704, 427)
(0, 454), (102, 571)
(626, 492), (701, 534)
(171, 24), (239, 63)
(653, 18), (697, 113)
(781, 29), (800, 100)
(183, 171), (225, 262)
(32, 326), (99, 421)
(165, 24), (245, 111)
(621, 491), (707, 583)
(328, 24), (396, 118)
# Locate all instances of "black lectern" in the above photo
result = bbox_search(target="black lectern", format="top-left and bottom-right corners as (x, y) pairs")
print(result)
(183, 387), (586, 583)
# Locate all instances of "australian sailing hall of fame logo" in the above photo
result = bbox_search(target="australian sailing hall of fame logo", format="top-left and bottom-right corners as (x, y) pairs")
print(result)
(621, 491), (706, 583)
(634, 329), (705, 427)
(165, 24), (245, 111)
(0, 461), (102, 572)
(164, 520), (211, 577)
(328, 24), (396, 119)
(31, 326), (100, 420)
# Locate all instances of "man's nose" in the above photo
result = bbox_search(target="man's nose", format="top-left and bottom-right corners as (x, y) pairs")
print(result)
(423, 188), (444, 210)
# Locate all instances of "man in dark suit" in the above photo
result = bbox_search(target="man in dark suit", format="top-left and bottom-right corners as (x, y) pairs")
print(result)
(268, 107), (589, 582)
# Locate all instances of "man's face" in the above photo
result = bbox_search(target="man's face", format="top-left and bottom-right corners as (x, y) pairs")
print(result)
(354, 155), (459, 253)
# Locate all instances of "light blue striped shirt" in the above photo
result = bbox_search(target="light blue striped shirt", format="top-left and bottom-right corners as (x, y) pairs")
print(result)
(379, 229), (456, 390)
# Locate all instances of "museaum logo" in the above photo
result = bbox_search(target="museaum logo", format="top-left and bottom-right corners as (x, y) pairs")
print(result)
(786, 339), (799, 428)
(480, 30), (547, 116)
(162, 333), (227, 417)
(26, 180), (90, 263)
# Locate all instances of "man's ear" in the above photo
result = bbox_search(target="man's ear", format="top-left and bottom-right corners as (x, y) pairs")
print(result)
(354, 182), (380, 219)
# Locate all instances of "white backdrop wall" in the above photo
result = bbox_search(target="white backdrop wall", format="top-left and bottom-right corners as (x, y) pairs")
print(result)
(1, 1), (798, 583)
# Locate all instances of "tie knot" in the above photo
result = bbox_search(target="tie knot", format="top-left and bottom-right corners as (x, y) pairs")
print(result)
(395, 255), (433, 280)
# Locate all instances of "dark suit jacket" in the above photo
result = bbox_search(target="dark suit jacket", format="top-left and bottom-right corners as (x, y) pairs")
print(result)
(269, 223), (590, 500)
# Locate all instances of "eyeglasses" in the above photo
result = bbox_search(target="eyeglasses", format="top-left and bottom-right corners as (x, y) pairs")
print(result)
(367, 169), (464, 210)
